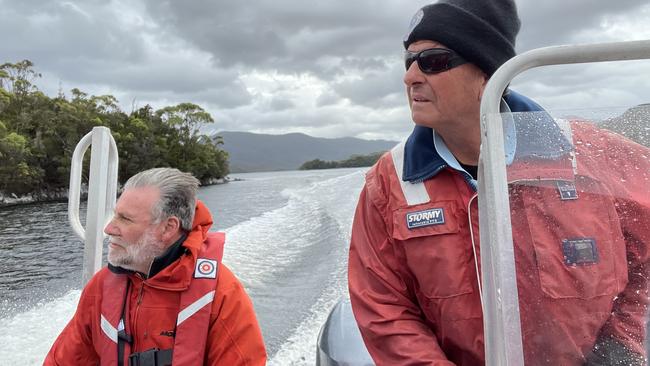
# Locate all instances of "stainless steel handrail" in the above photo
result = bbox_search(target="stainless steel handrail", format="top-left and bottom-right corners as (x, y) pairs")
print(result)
(68, 126), (119, 285)
(478, 39), (650, 366)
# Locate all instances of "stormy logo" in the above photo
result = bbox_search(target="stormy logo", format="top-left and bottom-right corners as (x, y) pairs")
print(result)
(406, 208), (445, 229)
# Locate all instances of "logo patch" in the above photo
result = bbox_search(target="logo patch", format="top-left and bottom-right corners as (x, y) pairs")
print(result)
(160, 330), (175, 337)
(406, 208), (445, 229)
(562, 238), (598, 265)
(404, 8), (424, 42)
(194, 258), (217, 279)
(557, 181), (578, 200)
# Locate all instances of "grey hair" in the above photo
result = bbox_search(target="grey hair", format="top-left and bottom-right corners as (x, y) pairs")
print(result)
(123, 167), (200, 231)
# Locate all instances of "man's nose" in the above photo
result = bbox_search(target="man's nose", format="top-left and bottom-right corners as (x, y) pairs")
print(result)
(404, 62), (425, 86)
(104, 218), (118, 236)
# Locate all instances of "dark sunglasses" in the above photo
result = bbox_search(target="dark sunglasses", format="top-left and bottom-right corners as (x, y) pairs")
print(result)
(404, 48), (467, 74)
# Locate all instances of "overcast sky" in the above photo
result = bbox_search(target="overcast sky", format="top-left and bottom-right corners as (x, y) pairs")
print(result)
(2, 0), (649, 141)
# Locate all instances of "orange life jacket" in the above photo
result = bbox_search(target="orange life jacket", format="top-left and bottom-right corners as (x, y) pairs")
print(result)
(98, 232), (225, 366)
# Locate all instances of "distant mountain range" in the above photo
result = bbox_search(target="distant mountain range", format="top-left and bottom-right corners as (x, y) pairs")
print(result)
(214, 131), (398, 173)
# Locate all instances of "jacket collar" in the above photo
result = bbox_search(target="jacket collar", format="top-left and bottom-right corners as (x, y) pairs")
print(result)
(402, 90), (571, 183)
(108, 200), (214, 290)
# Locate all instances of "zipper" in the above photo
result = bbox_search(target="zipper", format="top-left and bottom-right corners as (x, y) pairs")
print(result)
(467, 193), (482, 311)
(462, 172), (477, 192)
(130, 277), (145, 351)
(137, 282), (145, 305)
(411, 164), (448, 184)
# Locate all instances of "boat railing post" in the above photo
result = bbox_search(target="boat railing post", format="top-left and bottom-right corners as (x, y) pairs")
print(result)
(479, 39), (650, 366)
(68, 126), (119, 285)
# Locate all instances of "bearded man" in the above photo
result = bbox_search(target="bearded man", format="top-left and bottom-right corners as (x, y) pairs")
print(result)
(45, 167), (266, 366)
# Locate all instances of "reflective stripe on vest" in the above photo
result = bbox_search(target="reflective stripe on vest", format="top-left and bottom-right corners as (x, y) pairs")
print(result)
(177, 290), (215, 326)
(100, 315), (118, 343)
(390, 141), (430, 205)
(98, 231), (225, 365)
(172, 232), (224, 365)
(99, 272), (130, 366)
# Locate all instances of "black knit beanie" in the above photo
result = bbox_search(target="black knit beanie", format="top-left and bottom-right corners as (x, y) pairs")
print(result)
(403, 0), (520, 76)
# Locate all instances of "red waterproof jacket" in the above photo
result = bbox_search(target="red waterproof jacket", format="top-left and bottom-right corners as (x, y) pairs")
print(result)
(349, 115), (650, 365)
(44, 201), (267, 365)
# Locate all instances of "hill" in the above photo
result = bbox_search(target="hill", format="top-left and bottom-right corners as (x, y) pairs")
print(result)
(600, 104), (650, 147)
(215, 131), (397, 172)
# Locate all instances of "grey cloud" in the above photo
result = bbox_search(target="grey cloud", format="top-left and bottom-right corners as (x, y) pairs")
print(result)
(142, 0), (429, 75)
(316, 90), (340, 107)
(127, 80), (252, 110)
(512, 59), (650, 113)
(0, 0), (252, 109)
(214, 103), (412, 140)
(517, 0), (649, 49)
(178, 81), (252, 110)
(269, 97), (295, 111)
(3, 0), (650, 141)
(340, 57), (390, 71)
(60, 58), (239, 94)
(32, 55), (252, 109)
(1, 1), (147, 67)
(332, 64), (404, 108)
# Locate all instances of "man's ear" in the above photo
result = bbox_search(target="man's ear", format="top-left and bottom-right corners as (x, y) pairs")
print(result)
(477, 73), (489, 101)
(160, 216), (182, 242)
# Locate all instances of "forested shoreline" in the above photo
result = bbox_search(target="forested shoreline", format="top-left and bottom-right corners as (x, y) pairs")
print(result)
(299, 151), (384, 170)
(0, 60), (228, 203)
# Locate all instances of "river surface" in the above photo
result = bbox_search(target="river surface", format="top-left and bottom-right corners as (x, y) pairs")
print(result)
(0, 168), (366, 365)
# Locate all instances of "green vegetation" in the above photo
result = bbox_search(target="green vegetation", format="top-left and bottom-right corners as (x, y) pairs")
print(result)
(0, 60), (228, 196)
(299, 151), (385, 170)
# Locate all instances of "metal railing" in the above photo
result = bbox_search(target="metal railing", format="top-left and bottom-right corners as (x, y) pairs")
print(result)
(68, 126), (119, 285)
(478, 39), (650, 366)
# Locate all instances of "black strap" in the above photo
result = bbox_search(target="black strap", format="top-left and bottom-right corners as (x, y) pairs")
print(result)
(128, 348), (173, 366)
(117, 281), (132, 366)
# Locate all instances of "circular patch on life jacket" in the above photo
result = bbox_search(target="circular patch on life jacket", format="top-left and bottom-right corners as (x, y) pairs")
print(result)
(195, 258), (217, 279)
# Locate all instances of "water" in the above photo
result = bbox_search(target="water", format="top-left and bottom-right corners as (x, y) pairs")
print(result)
(0, 202), (85, 317)
(0, 168), (366, 365)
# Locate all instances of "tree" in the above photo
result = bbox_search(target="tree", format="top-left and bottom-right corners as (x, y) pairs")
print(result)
(157, 103), (214, 143)
(156, 103), (228, 182)
(0, 60), (230, 197)
(109, 105), (170, 181)
(0, 125), (43, 194)
(0, 60), (41, 95)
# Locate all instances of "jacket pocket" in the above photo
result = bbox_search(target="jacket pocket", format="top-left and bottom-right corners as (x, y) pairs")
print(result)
(392, 200), (474, 299)
(518, 178), (628, 299)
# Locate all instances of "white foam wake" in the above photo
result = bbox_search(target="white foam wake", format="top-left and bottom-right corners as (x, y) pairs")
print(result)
(266, 170), (365, 365)
(0, 290), (80, 365)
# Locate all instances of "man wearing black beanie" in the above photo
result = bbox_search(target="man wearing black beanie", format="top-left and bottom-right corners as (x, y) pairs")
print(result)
(348, 0), (650, 365)
(403, 0), (520, 77)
